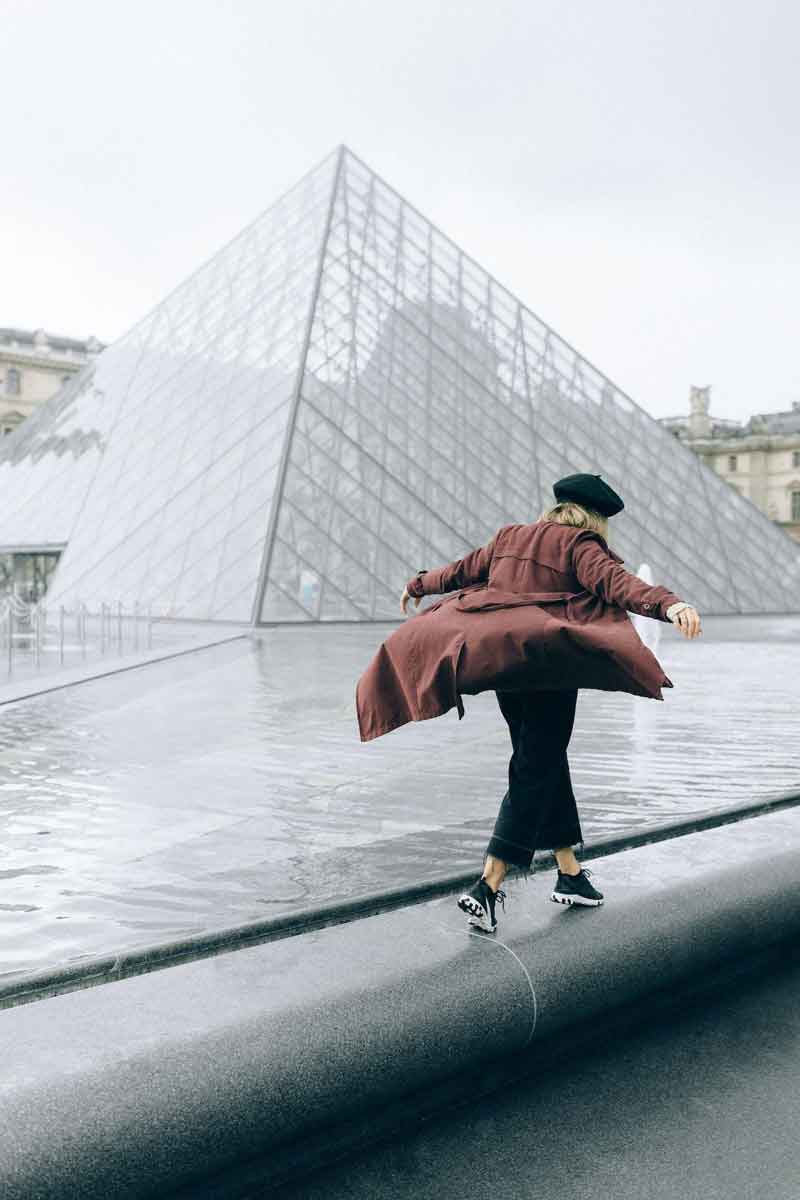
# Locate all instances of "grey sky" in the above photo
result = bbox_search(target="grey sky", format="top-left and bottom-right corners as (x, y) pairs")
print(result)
(2, 0), (798, 422)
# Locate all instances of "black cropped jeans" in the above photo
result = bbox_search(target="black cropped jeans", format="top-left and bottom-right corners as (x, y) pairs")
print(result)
(485, 688), (584, 873)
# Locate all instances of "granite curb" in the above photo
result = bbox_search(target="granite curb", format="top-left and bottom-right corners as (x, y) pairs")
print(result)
(2, 804), (800, 1198)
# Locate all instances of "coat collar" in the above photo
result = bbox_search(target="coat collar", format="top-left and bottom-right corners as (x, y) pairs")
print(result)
(539, 520), (625, 564)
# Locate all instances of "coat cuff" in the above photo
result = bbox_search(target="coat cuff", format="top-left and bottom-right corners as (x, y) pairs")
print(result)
(659, 596), (686, 622)
(406, 571), (429, 598)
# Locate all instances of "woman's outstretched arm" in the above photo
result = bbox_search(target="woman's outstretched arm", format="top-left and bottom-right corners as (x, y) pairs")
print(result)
(403, 528), (503, 600)
(571, 529), (684, 622)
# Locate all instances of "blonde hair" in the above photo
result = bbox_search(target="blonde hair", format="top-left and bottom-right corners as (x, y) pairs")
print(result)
(537, 500), (609, 538)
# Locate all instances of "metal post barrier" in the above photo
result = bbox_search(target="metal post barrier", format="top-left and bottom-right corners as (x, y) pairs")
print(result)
(0, 595), (181, 677)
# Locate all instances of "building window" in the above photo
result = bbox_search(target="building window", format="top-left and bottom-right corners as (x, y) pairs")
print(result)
(792, 491), (800, 521)
(5, 367), (21, 395)
(793, 450), (800, 469)
(728, 454), (737, 472)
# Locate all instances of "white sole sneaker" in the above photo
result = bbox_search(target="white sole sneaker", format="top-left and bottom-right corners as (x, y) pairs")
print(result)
(457, 893), (496, 932)
(467, 914), (492, 931)
(550, 890), (603, 907)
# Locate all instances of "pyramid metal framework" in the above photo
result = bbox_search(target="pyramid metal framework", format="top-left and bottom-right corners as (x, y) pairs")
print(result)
(1, 145), (798, 622)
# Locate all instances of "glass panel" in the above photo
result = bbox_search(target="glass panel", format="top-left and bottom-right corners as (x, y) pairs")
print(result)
(21, 148), (340, 618)
(261, 148), (800, 619)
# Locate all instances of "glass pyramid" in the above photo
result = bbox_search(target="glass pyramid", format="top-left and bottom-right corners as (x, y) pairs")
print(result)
(2, 145), (798, 621)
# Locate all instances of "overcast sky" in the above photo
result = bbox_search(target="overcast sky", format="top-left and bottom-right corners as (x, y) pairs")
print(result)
(2, 0), (798, 422)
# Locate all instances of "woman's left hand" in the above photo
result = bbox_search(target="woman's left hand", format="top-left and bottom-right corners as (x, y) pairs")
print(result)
(400, 587), (421, 615)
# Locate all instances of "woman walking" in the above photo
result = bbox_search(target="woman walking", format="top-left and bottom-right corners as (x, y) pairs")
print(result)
(356, 473), (702, 933)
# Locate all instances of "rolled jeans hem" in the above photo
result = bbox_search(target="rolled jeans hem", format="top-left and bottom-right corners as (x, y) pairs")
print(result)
(485, 833), (585, 873)
(485, 834), (536, 871)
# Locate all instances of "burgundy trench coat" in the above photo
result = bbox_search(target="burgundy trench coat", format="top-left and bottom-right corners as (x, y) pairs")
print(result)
(355, 520), (684, 743)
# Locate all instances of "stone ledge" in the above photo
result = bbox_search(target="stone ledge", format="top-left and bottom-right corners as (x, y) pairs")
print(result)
(2, 805), (800, 1198)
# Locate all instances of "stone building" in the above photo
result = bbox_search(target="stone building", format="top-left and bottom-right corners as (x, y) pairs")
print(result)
(0, 327), (104, 436)
(0, 327), (104, 597)
(659, 386), (800, 544)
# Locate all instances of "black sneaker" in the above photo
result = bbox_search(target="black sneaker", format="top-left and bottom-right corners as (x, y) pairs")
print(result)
(550, 867), (604, 907)
(457, 876), (506, 932)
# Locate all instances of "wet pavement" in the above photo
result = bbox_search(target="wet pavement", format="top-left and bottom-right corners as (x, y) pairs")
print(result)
(0, 612), (798, 979)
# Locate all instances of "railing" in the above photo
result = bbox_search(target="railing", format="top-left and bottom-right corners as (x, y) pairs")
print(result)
(0, 595), (156, 679)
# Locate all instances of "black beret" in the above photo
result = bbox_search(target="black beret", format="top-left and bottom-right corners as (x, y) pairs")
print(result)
(552, 473), (624, 517)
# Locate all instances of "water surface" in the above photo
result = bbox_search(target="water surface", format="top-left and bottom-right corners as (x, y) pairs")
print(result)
(0, 613), (797, 979)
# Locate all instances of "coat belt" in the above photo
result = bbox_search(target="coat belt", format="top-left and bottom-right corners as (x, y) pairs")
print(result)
(453, 588), (584, 612)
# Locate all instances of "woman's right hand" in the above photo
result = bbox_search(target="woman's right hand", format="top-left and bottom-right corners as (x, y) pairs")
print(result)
(400, 586), (421, 616)
(667, 603), (702, 639)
